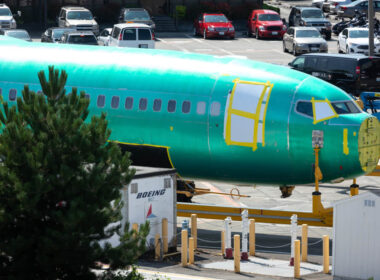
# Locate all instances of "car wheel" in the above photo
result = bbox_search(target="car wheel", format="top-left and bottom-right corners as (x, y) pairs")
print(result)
(326, 33), (331, 40)
(203, 29), (207, 39)
(292, 44), (297, 56)
(283, 41), (287, 53)
(255, 29), (260, 39)
(247, 29), (251, 37)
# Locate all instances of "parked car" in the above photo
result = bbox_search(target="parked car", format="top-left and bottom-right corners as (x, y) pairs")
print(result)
(97, 28), (112, 46)
(57, 6), (99, 35)
(0, 28), (31, 41)
(60, 31), (98, 45)
(247, 9), (286, 39)
(283, 27), (328, 55)
(288, 6), (332, 39)
(312, 0), (331, 12)
(108, 23), (155, 48)
(194, 13), (235, 39)
(338, 0), (380, 18)
(118, 8), (155, 31)
(41, 27), (76, 43)
(329, 0), (358, 14)
(338, 27), (380, 54)
(0, 4), (20, 29)
(288, 53), (380, 95)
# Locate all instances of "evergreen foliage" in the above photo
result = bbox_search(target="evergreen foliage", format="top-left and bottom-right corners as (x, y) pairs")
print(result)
(0, 67), (149, 279)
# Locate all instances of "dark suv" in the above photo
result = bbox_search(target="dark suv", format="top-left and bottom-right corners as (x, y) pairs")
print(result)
(118, 8), (155, 31)
(60, 31), (98, 45)
(288, 53), (380, 95)
(288, 6), (332, 39)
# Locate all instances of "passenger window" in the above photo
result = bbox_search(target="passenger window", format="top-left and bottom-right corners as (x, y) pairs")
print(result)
(37, 90), (43, 95)
(182, 101), (191, 114)
(153, 99), (162, 112)
(9, 89), (17, 101)
(139, 98), (147, 111)
(196, 101), (206, 115)
(125, 97), (133, 110)
(112, 27), (120, 39)
(97, 95), (105, 108)
(210, 101), (221, 116)
(111, 96), (120, 109)
(0, 88), (2, 95)
(296, 101), (313, 117)
(292, 57), (305, 69)
(84, 94), (90, 99)
(168, 100), (176, 113)
(123, 29), (136, 40)
(317, 58), (328, 70)
(138, 29), (151, 40)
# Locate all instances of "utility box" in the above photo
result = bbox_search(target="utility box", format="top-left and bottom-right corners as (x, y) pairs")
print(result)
(101, 166), (177, 250)
(333, 192), (380, 280)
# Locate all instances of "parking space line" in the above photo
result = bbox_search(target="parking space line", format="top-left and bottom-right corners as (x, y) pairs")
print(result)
(184, 33), (235, 56)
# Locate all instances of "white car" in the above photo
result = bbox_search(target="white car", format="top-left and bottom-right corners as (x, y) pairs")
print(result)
(338, 27), (380, 54)
(108, 23), (155, 49)
(97, 28), (112, 46)
(0, 4), (19, 29)
(57, 6), (99, 36)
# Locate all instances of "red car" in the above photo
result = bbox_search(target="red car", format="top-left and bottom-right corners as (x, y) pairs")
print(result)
(194, 13), (235, 39)
(247, 9), (286, 39)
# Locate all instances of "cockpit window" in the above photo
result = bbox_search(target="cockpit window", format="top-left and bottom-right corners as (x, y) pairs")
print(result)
(331, 101), (361, 114)
(296, 101), (313, 117)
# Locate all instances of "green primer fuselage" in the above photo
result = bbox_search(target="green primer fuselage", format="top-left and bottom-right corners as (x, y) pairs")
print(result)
(0, 37), (377, 185)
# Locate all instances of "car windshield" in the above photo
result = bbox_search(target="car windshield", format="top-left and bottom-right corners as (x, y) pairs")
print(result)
(67, 11), (93, 20)
(301, 9), (324, 18)
(6, 31), (30, 40)
(68, 35), (97, 45)
(296, 30), (321, 38)
(53, 29), (72, 39)
(204, 15), (228, 23)
(258, 14), (281, 21)
(349, 30), (368, 38)
(124, 10), (150, 20)
(0, 8), (11, 16)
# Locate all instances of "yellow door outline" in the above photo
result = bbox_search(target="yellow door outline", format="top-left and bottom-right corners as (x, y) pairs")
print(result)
(225, 79), (273, 151)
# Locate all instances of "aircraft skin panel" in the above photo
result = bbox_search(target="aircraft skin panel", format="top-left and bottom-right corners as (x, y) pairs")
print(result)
(0, 38), (378, 185)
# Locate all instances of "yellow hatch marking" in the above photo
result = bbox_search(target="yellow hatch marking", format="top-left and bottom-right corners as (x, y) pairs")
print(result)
(343, 128), (349, 155)
(225, 79), (273, 151)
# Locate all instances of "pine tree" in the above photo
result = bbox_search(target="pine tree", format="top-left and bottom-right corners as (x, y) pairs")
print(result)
(0, 66), (149, 279)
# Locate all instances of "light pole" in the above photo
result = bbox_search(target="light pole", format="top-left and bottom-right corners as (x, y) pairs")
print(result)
(369, 0), (374, 56)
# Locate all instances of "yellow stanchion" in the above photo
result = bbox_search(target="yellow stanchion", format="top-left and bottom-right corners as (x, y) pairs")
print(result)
(162, 218), (168, 254)
(323, 235), (329, 274)
(155, 234), (160, 261)
(234, 234), (240, 273)
(191, 214), (197, 250)
(294, 240), (300, 278)
(189, 237), (194, 264)
(301, 224), (308, 262)
(249, 219), (255, 256)
(181, 230), (188, 267)
(221, 230), (225, 256)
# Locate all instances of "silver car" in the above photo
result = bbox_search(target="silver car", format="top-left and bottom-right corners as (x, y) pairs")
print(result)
(338, 0), (380, 18)
(283, 27), (328, 56)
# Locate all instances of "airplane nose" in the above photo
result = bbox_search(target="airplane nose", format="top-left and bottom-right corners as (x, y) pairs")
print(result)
(358, 117), (380, 174)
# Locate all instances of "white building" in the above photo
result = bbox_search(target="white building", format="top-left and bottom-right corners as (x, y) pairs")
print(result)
(333, 191), (380, 280)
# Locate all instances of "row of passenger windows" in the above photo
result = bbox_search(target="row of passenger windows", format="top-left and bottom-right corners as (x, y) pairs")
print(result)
(0, 89), (222, 116)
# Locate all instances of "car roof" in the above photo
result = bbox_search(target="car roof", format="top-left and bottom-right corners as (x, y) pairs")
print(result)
(124, 8), (149, 12)
(292, 27), (320, 30)
(301, 53), (368, 60)
(62, 6), (90, 11)
(345, 27), (368, 31)
(254, 9), (279, 14)
(114, 23), (151, 28)
(3, 29), (28, 33)
(64, 31), (95, 36)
